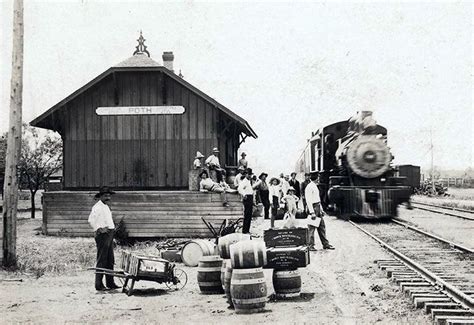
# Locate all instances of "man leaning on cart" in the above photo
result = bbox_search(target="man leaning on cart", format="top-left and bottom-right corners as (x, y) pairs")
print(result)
(88, 186), (121, 291)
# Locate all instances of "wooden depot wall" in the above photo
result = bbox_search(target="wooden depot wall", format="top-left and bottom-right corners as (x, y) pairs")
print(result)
(54, 70), (240, 189)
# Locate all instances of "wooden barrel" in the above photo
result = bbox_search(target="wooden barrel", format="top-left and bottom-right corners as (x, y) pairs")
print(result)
(223, 259), (233, 306)
(272, 269), (301, 299)
(197, 256), (224, 294)
(220, 259), (228, 291)
(182, 240), (216, 267)
(217, 233), (251, 259)
(230, 267), (267, 314)
(229, 240), (267, 269)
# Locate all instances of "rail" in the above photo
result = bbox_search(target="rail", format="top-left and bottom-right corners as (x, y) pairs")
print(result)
(350, 220), (474, 310)
(410, 201), (474, 221)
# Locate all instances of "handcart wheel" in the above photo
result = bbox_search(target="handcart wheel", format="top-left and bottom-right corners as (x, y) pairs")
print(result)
(166, 268), (188, 291)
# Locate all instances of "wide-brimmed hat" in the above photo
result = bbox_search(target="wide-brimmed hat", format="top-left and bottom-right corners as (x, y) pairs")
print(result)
(199, 170), (209, 178)
(259, 172), (268, 180)
(212, 147), (219, 153)
(245, 168), (253, 175)
(287, 186), (296, 194)
(94, 186), (116, 199)
(269, 177), (280, 185)
(237, 165), (245, 171)
(195, 151), (204, 159)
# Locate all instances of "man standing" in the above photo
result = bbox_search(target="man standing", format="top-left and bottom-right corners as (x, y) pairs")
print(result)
(233, 165), (245, 189)
(238, 168), (256, 234)
(205, 147), (226, 182)
(289, 172), (301, 198)
(238, 152), (248, 169)
(254, 173), (270, 219)
(279, 173), (290, 197)
(305, 172), (335, 251)
(300, 173), (311, 211)
(88, 186), (120, 291)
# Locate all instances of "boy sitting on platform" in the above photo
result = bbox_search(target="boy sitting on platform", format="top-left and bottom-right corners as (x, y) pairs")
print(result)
(199, 170), (230, 207)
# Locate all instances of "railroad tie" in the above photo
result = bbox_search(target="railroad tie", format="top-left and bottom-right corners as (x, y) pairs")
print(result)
(432, 309), (474, 325)
(424, 303), (462, 314)
(435, 315), (474, 325)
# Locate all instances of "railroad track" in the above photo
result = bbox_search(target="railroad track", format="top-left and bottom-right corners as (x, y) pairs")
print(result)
(410, 201), (474, 221)
(350, 219), (474, 324)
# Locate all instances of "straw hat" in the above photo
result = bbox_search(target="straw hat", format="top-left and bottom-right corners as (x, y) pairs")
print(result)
(195, 151), (204, 159)
(258, 172), (268, 180)
(212, 147), (219, 153)
(269, 177), (280, 185)
(287, 186), (296, 194)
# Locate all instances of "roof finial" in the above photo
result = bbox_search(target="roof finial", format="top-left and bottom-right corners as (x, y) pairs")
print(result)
(133, 31), (150, 57)
(179, 69), (184, 78)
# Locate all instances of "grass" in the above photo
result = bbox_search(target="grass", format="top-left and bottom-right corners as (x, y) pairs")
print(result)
(6, 215), (183, 278)
(413, 188), (474, 211)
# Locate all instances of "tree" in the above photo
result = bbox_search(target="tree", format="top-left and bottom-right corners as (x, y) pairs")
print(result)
(18, 123), (62, 219)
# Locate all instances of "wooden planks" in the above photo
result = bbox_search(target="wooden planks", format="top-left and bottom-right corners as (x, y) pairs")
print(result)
(43, 191), (243, 238)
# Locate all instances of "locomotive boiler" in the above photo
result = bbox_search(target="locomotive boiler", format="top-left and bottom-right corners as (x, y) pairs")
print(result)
(296, 111), (411, 219)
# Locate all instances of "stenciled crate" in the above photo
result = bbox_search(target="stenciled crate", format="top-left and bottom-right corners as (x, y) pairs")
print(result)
(127, 254), (170, 278)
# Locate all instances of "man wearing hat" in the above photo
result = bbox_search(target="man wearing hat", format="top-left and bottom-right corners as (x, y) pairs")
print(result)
(238, 152), (248, 169)
(193, 151), (205, 169)
(300, 173), (311, 212)
(238, 168), (258, 234)
(233, 165), (246, 189)
(254, 172), (270, 219)
(205, 147), (226, 183)
(88, 186), (120, 291)
(305, 172), (335, 251)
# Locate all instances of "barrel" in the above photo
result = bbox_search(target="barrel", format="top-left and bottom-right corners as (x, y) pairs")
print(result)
(197, 256), (224, 294)
(217, 233), (251, 259)
(220, 259), (229, 291)
(181, 239), (216, 267)
(223, 260), (233, 307)
(272, 269), (301, 299)
(229, 240), (267, 269)
(230, 267), (267, 314)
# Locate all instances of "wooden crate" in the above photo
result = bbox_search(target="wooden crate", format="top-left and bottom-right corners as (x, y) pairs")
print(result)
(265, 246), (310, 269)
(264, 228), (309, 248)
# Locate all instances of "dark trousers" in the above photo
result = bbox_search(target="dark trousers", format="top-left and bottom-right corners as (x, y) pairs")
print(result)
(271, 196), (279, 228)
(259, 190), (270, 219)
(242, 195), (254, 234)
(95, 230), (115, 288)
(308, 217), (330, 248)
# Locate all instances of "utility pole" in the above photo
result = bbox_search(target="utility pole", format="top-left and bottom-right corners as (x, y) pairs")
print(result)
(2, 0), (24, 267)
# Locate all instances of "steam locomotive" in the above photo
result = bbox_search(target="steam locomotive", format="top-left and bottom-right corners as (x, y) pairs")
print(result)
(296, 111), (411, 219)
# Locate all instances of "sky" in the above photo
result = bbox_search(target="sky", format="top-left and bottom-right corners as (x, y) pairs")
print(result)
(1, 0), (473, 177)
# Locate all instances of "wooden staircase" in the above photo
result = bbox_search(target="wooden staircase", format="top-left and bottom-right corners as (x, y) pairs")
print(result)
(43, 191), (243, 238)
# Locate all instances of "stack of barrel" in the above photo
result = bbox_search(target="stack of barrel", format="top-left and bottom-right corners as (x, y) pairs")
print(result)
(217, 233), (250, 307)
(264, 228), (310, 300)
(217, 233), (269, 314)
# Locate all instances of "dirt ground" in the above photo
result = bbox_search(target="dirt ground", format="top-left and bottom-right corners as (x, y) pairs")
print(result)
(1, 213), (432, 325)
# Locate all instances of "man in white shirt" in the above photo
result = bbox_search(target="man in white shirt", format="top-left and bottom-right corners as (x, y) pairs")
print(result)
(233, 165), (245, 189)
(305, 172), (334, 251)
(205, 147), (226, 182)
(88, 186), (120, 291)
(238, 168), (257, 234)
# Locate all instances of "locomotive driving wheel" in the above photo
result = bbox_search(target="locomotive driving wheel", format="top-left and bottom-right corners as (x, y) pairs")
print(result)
(346, 135), (391, 178)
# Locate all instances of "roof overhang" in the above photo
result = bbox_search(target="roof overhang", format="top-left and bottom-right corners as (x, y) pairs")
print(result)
(30, 66), (257, 139)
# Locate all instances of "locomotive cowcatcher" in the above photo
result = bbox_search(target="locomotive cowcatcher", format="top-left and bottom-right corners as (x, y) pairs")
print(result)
(296, 111), (411, 219)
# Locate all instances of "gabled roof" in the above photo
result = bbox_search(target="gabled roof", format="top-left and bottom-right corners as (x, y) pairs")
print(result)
(31, 54), (257, 138)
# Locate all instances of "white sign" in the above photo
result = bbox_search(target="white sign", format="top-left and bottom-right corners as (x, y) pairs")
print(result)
(96, 106), (185, 116)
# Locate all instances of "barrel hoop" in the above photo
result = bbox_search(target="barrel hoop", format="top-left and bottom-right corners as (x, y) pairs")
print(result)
(232, 297), (267, 304)
(275, 274), (300, 279)
(276, 288), (300, 293)
(197, 267), (222, 272)
(198, 281), (222, 286)
(233, 267), (263, 274)
(231, 278), (265, 285)
(276, 292), (300, 298)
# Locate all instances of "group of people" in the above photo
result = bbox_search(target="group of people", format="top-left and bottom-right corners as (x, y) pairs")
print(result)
(88, 149), (333, 291)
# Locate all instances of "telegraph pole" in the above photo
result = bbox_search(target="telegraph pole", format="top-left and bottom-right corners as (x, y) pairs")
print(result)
(2, 0), (24, 267)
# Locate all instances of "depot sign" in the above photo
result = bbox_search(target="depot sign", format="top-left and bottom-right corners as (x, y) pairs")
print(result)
(96, 106), (185, 115)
